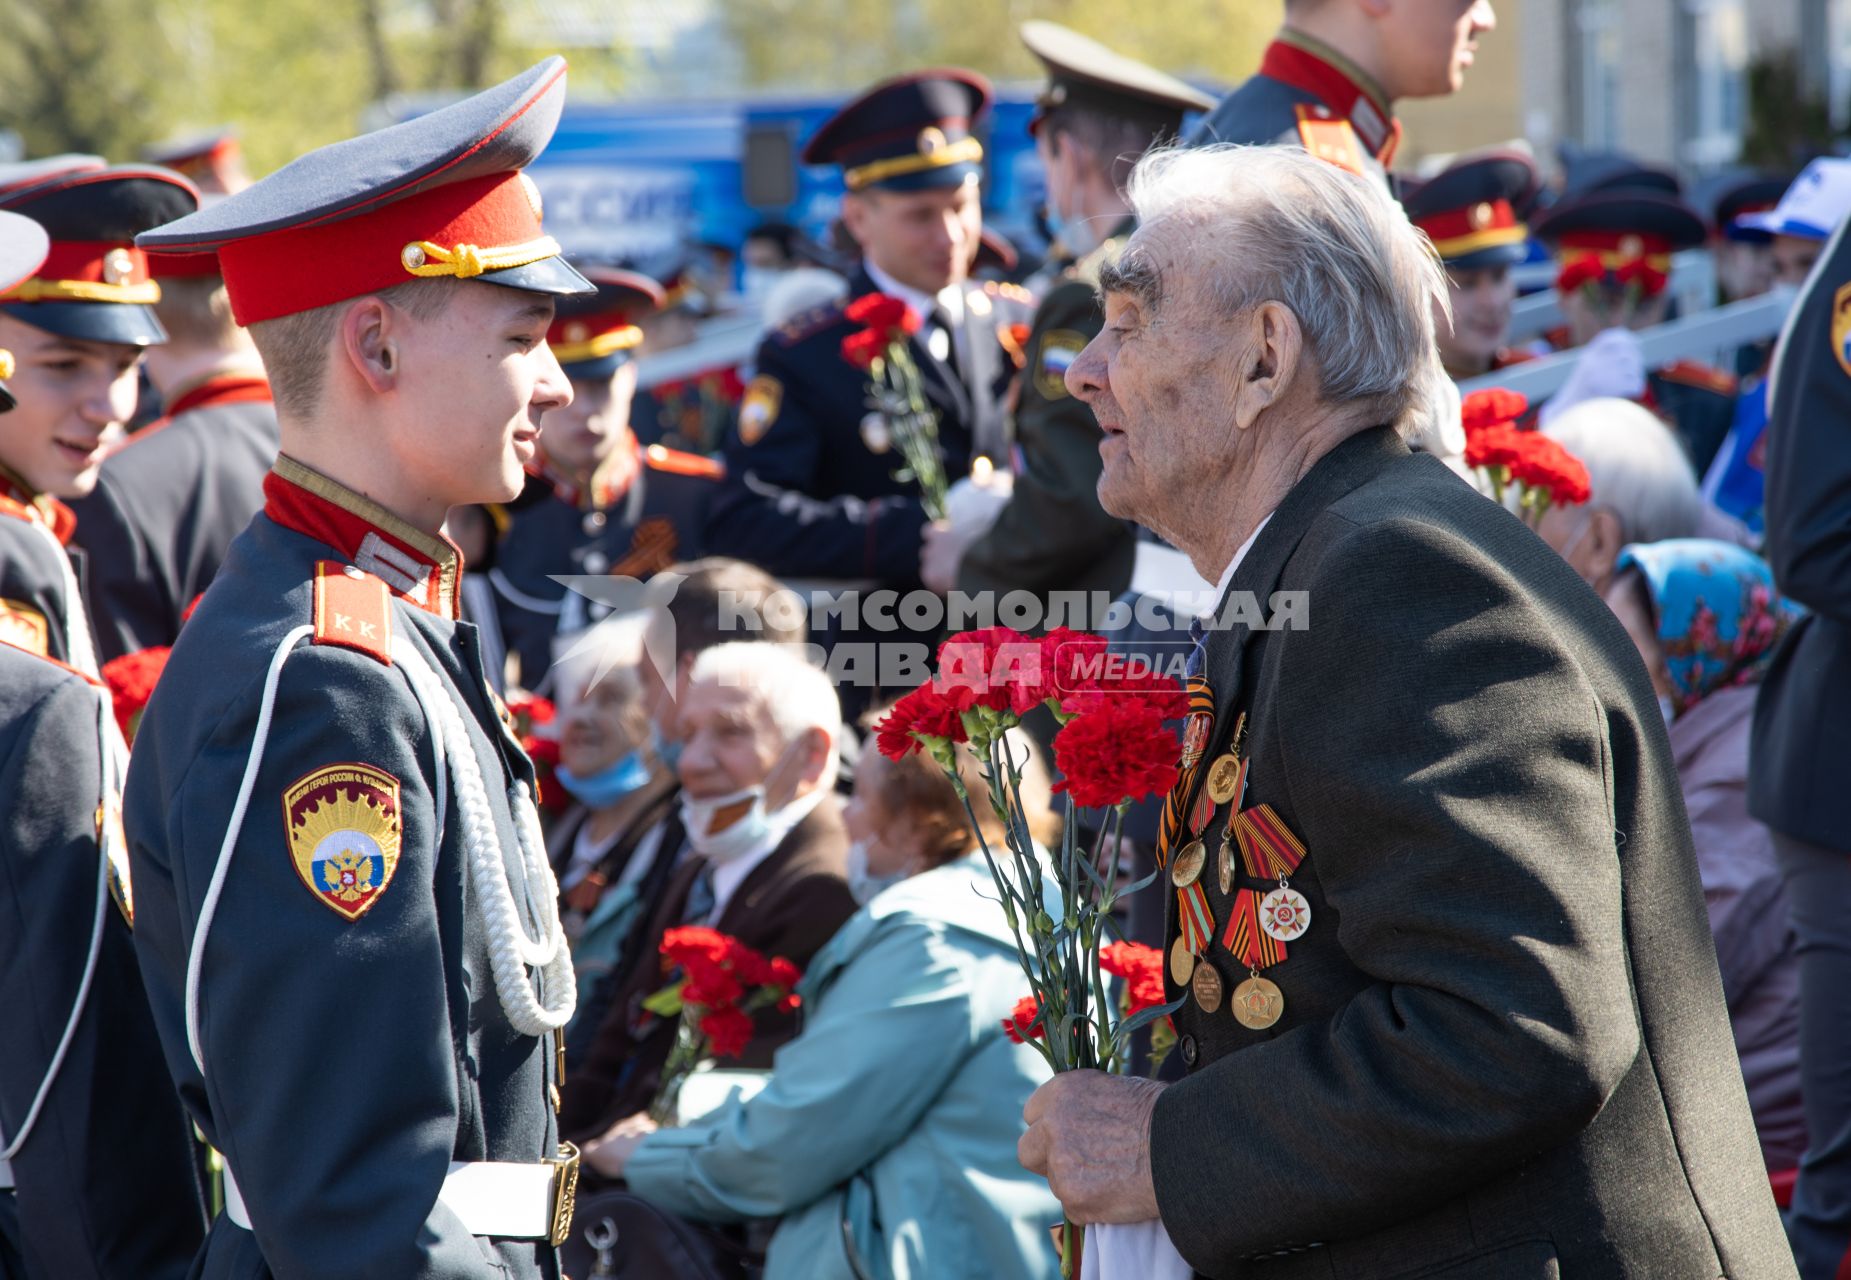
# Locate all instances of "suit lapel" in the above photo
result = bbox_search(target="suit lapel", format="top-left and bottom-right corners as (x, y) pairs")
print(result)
(955, 294), (1007, 460)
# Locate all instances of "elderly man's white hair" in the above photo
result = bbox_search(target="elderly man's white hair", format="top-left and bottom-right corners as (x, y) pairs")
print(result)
(1118, 143), (1451, 433)
(689, 640), (842, 762)
(551, 615), (648, 705)
(1543, 398), (1703, 542)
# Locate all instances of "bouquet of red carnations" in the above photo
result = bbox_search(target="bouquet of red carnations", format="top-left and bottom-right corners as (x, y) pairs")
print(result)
(1461, 388), (1593, 527)
(641, 926), (802, 1125)
(840, 292), (949, 520)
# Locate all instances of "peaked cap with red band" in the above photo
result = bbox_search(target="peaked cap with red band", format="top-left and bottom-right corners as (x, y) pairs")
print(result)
(1403, 149), (1539, 270)
(0, 165), (198, 346)
(547, 263), (664, 378)
(803, 69), (992, 194)
(0, 211), (50, 412)
(136, 56), (592, 325)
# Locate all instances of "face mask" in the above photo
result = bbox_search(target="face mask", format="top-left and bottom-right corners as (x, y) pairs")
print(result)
(846, 839), (909, 906)
(555, 749), (651, 810)
(680, 786), (773, 864)
(1658, 694), (1677, 728)
(1043, 198), (1101, 261)
(650, 720), (684, 775)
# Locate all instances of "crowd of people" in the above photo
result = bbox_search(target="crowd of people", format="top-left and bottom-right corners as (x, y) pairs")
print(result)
(2, 0), (1850, 1277)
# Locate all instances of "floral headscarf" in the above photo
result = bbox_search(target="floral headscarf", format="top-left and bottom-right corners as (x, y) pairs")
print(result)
(1615, 538), (1804, 715)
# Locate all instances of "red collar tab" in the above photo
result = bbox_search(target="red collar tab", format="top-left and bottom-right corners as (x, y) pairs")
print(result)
(1414, 199), (1527, 258)
(1262, 34), (1399, 164)
(164, 373), (273, 419)
(0, 465), (76, 544)
(2, 239), (159, 306)
(211, 171), (555, 326)
(262, 454), (460, 618)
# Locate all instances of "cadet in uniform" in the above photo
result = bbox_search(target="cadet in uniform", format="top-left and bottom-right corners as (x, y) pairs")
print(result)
(0, 164), (198, 672)
(0, 206), (206, 1280)
(126, 58), (591, 1278)
(69, 243), (277, 660)
(1403, 148), (1540, 383)
(933, 22), (1212, 605)
(704, 70), (1031, 603)
(1534, 186), (1738, 473)
(483, 264), (721, 690)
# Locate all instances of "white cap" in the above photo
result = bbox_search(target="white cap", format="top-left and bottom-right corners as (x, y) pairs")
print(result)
(1738, 159), (1851, 241)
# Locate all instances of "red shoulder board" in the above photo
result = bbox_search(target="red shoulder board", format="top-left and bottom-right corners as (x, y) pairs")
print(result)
(1657, 359), (1737, 397)
(643, 444), (724, 481)
(1294, 106), (1366, 177)
(312, 561), (393, 665)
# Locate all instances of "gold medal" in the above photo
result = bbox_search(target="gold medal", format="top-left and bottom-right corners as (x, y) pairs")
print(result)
(1216, 838), (1235, 895)
(1170, 839), (1207, 888)
(1259, 887), (1311, 942)
(1231, 974), (1284, 1030)
(1192, 960), (1223, 1014)
(1169, 935), (1197, 985)
(1206, 754), (1245, 805)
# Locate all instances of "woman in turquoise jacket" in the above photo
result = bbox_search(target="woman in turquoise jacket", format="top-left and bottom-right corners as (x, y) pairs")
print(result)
(583, 729), (1063, 1280)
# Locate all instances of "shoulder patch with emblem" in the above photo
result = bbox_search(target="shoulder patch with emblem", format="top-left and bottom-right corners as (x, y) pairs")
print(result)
(1035, 330), (1087, 401)
(284, 763), (403, 921)
(1835, 283), (1851, 379)
(770, 299), (847, 346)
(738, 375), (783, 447)
(1294, 106), (1365, 177)
(0, 598), (49, 656)
(312, 560), (392, 664)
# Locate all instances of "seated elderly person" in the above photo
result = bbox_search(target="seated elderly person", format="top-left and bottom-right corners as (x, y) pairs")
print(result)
(559, 642), (858, 1147)
(1601, 538), (1806, 1174)
(1017, 143), (1790, 1276)
(577, 723), (1064, 1280)
(1536, 395), (1704, 593)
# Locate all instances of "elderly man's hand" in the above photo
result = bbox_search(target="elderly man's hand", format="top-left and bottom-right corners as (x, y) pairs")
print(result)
(1019, 1070), (1167, 1224)
(920, 519), (968, 595)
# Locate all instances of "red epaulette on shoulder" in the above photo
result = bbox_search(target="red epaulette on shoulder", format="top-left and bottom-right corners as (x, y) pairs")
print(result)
(0, 637), (102, 687)
(644, 444), (724, 481)
(312, 561), (393, 665)
(1657, 359), (1737, 397)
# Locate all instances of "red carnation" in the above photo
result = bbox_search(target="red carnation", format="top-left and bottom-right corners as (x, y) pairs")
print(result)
(841, 329), (885, 370)
(845, 293), (921, 339)
(1509, 433), (1592, 506)
(1459, 388), (1529, 436)
(1555, 254), (1606, 294)
(766, 956), (802, 990)
(874, 683), (969, 760)
(698, 1004), (755, 1059)
(101, 646), (172, 742)
(1615, 257), (1669, 297)
(1463, 421), (1527, 472)
(1003, 995), (1046, 1044)
(1051, 700), (1182, 809)
(1100, 941), (1168, 1014)
(935, 626), (1049, 716)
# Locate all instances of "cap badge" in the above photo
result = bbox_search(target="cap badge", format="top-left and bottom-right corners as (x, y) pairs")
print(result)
(917, 126), (948, 155)
(1470, 202), (1493, 230)
(564, 321), (588, 343)
(102, 249), (136, 285)
(401, 244), (428, 270)
(1620, 235), (1643, 257)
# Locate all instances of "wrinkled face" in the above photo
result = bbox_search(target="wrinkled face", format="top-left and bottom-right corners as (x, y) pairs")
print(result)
(559, 670), (646, 777)
(1438, 263), (1515, 366)
(841, 177), (983, 296)
(1065, 224), (1247, 537)
(1715, 239), (1775, 301)
(676, 679), (784, 800)
(542, 361), (638, 477)
(1772, 234), (1823, 288)
(1377, 0), (1497, 99)
(0, 313), (141, 497)
(842, 751), (918, 876)
(388, 281), (572, 507)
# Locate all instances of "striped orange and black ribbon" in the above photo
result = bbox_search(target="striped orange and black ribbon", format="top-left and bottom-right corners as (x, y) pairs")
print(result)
(1177, 880), (1215, 955)
(1157, 675), (1215, 869)
(1232, 803), (1307, 880)
(1223, 887), (1288, 970)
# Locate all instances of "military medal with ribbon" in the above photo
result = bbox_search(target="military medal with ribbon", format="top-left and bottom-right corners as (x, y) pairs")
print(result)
(1225, 802), (1310, 1029)
(1161, 677), (1218, 992)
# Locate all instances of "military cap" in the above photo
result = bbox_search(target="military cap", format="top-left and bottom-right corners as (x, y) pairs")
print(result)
(0, 165), (199, 346)
(142, 131), (242, 182)
(803, 69), (992, 193)
(1403, 149), (1539, 269)
(0, 155), (105, 199)
(1709, 174), (1789, 244)
(547, 264), (664, 379)
(1534, 189), (1706, 297)
(1558, 148), (1682, 199)
(1737, 159), (1851, 243)
(0, 210), (50, 412)
(137, 57), (592, 326)
(1020, 20), (1214, 139)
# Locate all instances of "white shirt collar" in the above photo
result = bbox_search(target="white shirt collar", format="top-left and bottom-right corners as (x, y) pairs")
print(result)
(1212, 512), (1275, 605)
(864, 259), (964, 327)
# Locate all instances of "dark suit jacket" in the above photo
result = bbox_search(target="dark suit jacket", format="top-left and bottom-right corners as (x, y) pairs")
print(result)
(1750, 215), (1851, 853)
(1151, 427), (1794, 1278)
(559, 797), (856, 1140)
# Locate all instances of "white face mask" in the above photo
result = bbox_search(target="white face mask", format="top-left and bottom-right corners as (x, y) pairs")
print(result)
(679, 786), (772, 864)
(846, 839), (909, 906)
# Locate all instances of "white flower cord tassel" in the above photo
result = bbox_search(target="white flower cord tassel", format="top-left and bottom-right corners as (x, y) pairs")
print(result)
(392, 639), (573, 1035)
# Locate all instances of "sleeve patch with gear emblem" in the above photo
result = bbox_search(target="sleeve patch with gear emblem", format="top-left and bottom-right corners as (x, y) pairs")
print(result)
(1034, 330), (1086, 400)
(737, 375), (783, 446)
(0, 597), (50, 655)
(284, 763), (404, 921)
(1831, 283), (1851, 378)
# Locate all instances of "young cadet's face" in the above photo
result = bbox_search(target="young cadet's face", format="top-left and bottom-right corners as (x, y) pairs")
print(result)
(0, 313), (140, 497)
(1439, 263), (1515, 366)
(842, 177), (983, 296)
(390, 281), (571, 506)
(1377, 0), (1497, 99)
(543, 360), (639, 476)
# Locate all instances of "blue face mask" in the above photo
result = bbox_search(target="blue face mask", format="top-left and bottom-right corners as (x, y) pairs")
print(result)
(650, 721), (684, 775)
(556, 749), (652, 810)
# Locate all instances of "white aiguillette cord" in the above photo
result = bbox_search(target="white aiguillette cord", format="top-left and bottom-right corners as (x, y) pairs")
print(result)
(186, 627), (574, 1075)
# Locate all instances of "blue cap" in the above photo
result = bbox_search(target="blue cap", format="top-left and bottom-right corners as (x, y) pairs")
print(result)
(1737, 159), (1851, 243)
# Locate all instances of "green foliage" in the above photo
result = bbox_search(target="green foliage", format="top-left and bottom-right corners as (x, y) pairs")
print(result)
(1741, 49), (1841, 172)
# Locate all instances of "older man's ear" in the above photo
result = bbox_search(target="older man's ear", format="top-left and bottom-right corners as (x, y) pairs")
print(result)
(1231, 301), (1304, 432)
